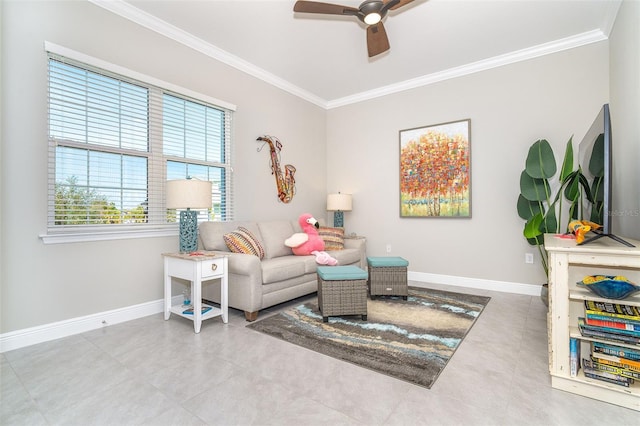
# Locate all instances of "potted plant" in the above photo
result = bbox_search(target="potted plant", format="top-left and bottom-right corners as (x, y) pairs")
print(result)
(516, 138), (592, 304)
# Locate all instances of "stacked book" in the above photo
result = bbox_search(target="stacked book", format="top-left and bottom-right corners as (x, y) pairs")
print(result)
(578, 300), (640, 387)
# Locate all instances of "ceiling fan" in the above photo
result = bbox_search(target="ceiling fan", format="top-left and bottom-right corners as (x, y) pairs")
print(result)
(293, 0), (415, 57)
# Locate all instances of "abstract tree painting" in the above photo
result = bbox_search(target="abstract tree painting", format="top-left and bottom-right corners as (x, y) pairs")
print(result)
(400, 120), (471, 218)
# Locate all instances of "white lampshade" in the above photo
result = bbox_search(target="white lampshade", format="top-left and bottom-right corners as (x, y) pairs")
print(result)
(327, 193), (352, 212)
(166, 179), (212, 209)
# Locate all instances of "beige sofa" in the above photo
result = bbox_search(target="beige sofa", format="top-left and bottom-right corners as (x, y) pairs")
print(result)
(198, 220), (366, 321)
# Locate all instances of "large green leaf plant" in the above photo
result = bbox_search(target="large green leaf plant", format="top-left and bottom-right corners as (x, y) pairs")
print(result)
(517, 138), (592, 276)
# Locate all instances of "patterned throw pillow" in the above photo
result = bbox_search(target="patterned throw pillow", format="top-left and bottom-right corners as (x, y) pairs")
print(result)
(223, 227), (265, 259)
(318, 227), (345, 251)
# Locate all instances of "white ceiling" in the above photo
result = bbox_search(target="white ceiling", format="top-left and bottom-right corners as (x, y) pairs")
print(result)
(93, 0), (621, 108)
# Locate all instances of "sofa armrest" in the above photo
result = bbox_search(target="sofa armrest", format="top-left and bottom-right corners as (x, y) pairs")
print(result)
(200, 250), (262, 276)
(344, 237), (365, 250)
(222, 251), (262, 276)
(344, 237), (367, 269)
(200, 251), (264, 314)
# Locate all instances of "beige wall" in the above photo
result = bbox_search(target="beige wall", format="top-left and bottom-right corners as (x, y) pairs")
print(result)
(2, 0), (638, 335)
(326, 42), (611, 287)
(610, 0), (640, 240)
(0, 0), (325, 332)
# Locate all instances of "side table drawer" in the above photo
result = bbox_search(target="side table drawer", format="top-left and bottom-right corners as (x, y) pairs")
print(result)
(201, 258), (224, 279)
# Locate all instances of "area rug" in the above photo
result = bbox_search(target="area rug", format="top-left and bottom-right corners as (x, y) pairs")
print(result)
(247, 287), (490, 388)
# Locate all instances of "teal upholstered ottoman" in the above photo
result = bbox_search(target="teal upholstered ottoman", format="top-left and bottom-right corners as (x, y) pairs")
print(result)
(317, 266), (368, 322)
(367, 256), (409, 300)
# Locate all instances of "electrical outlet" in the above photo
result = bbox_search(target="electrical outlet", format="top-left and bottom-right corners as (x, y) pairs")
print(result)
(386, 244), (391, 253)
(525, 253), (534, 264)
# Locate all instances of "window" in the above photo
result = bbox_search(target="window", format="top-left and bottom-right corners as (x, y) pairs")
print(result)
(163, 94), (228, 223)
(44, 45), (234, 243)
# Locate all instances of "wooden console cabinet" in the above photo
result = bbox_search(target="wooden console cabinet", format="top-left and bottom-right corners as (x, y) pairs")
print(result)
(545, 234), (640, 411)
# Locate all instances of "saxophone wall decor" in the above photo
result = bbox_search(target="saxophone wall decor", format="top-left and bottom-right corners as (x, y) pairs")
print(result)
(256, 135), (297, 203)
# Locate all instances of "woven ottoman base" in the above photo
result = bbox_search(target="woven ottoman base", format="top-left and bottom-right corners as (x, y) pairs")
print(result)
(317, 266), (368, 322)
(367, 257), (409, 300)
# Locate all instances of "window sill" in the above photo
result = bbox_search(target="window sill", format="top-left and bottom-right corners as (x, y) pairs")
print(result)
(39, 226), (177, 244)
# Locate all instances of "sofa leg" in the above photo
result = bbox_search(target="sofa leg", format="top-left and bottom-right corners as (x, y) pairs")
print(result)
(244, 311), (259, 322)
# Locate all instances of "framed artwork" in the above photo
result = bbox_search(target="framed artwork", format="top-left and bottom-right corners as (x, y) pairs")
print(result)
(399, 119), (471, 218)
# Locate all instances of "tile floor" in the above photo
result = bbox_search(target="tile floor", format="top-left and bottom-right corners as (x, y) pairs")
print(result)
(1, 282), (639, 425)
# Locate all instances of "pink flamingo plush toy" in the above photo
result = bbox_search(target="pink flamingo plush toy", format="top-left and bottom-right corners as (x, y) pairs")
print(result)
(285, 213), (338, 265)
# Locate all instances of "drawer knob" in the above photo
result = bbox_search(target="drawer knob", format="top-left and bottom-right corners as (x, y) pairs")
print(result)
(211, 264), (217, 271)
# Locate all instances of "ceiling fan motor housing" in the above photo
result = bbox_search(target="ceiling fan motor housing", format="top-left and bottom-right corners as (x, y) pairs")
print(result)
(293, 0), (412, 57)
(359, 0), (386, 24)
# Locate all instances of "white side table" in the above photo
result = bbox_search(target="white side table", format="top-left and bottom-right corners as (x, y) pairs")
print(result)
(163, 252), (228, 333)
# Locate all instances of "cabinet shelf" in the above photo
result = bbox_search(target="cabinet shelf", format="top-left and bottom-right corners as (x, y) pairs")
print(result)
(569, 327), (640, 351)
(551, 368), (639, 412)
(545, 234), (640, 411)
(569, 288), (640, 306)
(553, 368), (639, 392)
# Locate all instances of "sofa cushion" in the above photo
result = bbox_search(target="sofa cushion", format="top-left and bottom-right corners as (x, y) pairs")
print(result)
(257, 221), (295, 259)
(317, 265), (368, 280)
(223, 227), (265, 259)
(318, 226), (344, 250)
(261, 256), (306, 284)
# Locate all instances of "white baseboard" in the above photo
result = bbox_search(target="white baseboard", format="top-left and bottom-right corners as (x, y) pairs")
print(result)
(0, 296), (181, 353)
(1, 273), (542, 353)
(408, 271), (543, 296)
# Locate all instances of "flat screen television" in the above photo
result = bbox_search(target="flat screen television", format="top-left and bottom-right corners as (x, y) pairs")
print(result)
(578, 103), (634, 247)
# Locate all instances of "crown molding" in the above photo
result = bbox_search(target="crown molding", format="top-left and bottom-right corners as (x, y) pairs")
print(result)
(89, 0), (612, 111)
(88, 0), (328, 109)
(326, 29), (608, 109)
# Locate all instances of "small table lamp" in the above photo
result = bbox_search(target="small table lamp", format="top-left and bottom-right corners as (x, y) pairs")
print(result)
(167, 178), (212, 253)
(327, 193), (352, 228)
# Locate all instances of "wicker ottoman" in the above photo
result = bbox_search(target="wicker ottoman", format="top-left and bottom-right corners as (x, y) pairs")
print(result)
(317, 266), (368, 322)
(367, 256), (409, 300)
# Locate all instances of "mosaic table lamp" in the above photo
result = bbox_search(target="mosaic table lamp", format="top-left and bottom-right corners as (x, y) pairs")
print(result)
(327, 193), (352, 228)
(167, 178), (212, 253)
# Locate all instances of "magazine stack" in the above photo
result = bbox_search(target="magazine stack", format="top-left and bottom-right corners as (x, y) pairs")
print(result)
(578, 300), (640, 387)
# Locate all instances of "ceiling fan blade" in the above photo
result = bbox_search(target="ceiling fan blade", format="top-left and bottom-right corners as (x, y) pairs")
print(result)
(366, 22), (390, 57)
(384, 0), (414, 11)
(293, 1), (359, 16)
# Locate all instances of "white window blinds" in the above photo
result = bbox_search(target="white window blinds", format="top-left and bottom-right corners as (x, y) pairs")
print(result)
(45, 47), (234, 241)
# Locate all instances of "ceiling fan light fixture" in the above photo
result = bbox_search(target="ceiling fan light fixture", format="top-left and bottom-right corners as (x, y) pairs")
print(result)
(364, 12), (381, 25)
(292, 0), (416, 56)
